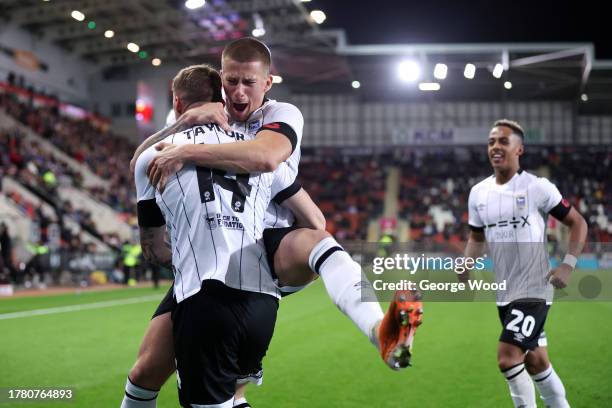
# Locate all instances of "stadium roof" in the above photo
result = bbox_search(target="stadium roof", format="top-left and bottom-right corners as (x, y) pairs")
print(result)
(2, 0), (611, 113)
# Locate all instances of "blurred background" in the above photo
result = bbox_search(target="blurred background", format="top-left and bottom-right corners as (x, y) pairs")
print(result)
(0, 0), (609, 290)
(0, 2), (611, 407)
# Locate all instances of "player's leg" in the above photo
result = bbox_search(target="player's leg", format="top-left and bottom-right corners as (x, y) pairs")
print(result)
(270, 227), (423, 369)
(173, 280), (277, 408)
(232, 384), (250, 408)
(121, 287), (176, 408)
(525, 344), (570, 408)
(273, 228), (384, 343)
(497, 341), (536, 408)
(497, 300), (551, 408)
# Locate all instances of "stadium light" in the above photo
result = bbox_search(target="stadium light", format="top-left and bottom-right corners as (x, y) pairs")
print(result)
(252, 13), (265, 37)
(464, 63), (476, 79)
(398, 60), (420, 82)
(504, 81), (512, 90)
(152, 58), (162, 66)
(310, 10), (326, 24)
(104, 30), (115, 38)
(419, 82), (440, 91)
(433, 63), (447, 80)
(300, 0), (311, 2)
(185, 0), (206, 9)
(71, 10), (85, 21)
(581, 93), (588, 102)
(492, 63), (504, 79)
(252, 28), (265, 37)
(127, 43), (140, 53)
(352, 80), (361, 89)
(272, 75), (283, 84)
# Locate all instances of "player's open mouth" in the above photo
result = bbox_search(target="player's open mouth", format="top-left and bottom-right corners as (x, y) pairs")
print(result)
(491, 153), (504, 163)
(233, 103), (248, 112)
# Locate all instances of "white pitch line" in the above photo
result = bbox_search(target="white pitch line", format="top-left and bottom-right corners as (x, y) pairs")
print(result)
(0, 294), (163, 320)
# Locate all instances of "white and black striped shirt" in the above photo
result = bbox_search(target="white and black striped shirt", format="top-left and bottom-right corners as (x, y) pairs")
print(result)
(468, 170), (571, 304)
(230, 99), (304, 229)
(135, 124), (294, 302)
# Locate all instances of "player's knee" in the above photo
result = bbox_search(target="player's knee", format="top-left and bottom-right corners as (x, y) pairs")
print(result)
(525, 354), (549, 375)
(497, 355), (523, 372)
(129, 355), (173, 390)
(497, 345), (524, 371)
(279, 228), (331, 265)
(303, 228), (332, 249)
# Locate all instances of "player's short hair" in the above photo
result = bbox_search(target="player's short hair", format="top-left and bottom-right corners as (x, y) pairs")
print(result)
(493, 119), (525, 141)
(222, 37), (271, 74)
(172, 64), (223, 106)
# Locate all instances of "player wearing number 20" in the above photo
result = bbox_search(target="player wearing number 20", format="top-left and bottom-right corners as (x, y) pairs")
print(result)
(463, 119), (587, 408)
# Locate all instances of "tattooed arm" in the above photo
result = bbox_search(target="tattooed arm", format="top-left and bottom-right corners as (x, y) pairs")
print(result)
(139, 225), (172, 269)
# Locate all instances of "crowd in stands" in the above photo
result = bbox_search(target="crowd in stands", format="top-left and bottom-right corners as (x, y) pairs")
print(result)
(1, 81), (610, 288)
(395, 146), (611, 245)
(300, 149), (387, 240)
(0, 91), (135, 215)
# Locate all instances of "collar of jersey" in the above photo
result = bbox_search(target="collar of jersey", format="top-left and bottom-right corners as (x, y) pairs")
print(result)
(492, 168), (523, 187)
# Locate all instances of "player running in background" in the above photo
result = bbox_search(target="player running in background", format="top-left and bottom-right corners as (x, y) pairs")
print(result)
(463, 119), (587, 408)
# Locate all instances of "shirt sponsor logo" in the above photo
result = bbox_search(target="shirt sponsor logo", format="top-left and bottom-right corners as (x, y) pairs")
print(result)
(248, 120), (262, 133)
(513, 332), (525, 343)
(205, 213), (244, 231)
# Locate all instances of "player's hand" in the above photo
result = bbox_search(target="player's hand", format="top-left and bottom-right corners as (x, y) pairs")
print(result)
(546, 263), (573, 289)
(180, 102), (230, 132)
(147, 143), (186, 193)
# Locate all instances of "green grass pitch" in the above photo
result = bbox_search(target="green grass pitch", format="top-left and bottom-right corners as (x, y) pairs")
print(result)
(1, 280), (611, 407)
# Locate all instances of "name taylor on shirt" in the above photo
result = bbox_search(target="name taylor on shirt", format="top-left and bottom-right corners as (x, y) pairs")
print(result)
(181, 124), (246, 141)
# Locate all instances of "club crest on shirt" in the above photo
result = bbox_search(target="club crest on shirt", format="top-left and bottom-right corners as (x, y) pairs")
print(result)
(205, 216), (218, 230)
(248, 120), (262, 133)
(515, 194), (526, 210)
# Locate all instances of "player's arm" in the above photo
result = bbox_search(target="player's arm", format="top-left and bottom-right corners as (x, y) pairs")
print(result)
(459, 228), (486, 282)
(546, 205), (588, 288)
(139, 224), (172, 269)
(134, 147), (171, 268)
(136, 199), (171, 269)
(461, 186), (487, 282)
(148, 103), (303, 192)
(280, 188), (326, 230)
(148, 129), (293, 191)
(129, 102), (229, 174)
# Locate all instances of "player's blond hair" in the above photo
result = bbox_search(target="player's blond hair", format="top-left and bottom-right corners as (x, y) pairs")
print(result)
(493, 119), (525, 140)
(172, 64), (223, 105)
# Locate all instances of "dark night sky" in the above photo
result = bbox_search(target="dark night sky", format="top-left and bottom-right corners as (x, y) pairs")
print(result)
(307, 0), (611, 59)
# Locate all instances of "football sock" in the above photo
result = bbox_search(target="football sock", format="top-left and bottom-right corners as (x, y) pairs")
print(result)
(531, 365), (570, 408)
(308, 237), (384, 346)
(233, 397), (251, 407)
(501, 363), (537, 408)
(120, 377), (158, 408)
